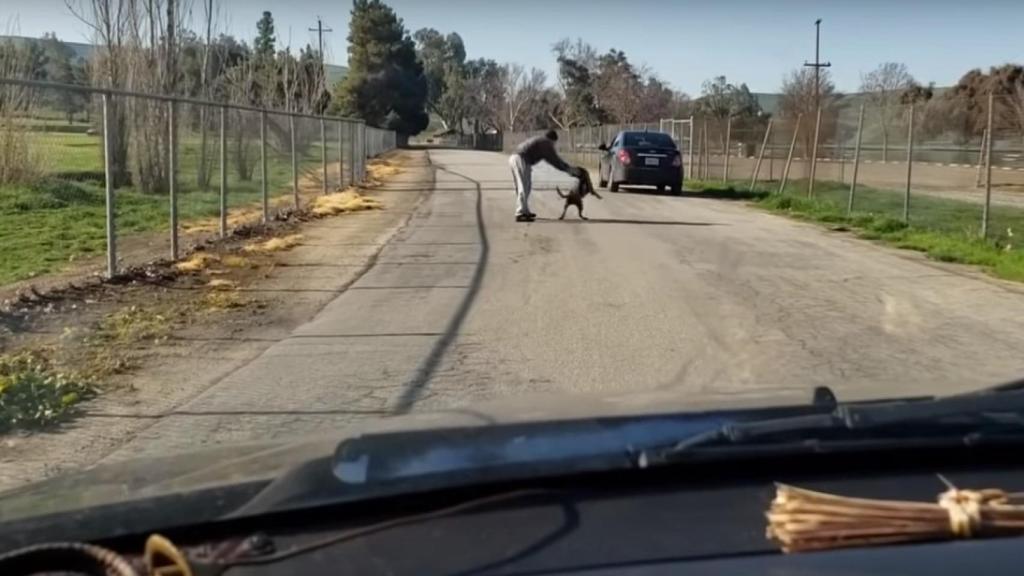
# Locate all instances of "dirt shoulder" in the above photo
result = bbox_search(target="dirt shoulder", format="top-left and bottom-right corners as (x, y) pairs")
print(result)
(0, 149), (432, 492)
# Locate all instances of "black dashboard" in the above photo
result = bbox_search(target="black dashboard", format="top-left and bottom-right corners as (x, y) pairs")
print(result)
(4, 445), (1024, 575)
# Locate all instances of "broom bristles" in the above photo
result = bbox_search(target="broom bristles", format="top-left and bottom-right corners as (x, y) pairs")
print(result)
(767, 482), (1024, 553)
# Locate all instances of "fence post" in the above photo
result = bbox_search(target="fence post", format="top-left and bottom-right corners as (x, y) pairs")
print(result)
(982, 92), (994, 238)
(260, 110), (268, 223)
(702, 118), (709, 179)
(903, 104), (915, 223)
(723, 116), (732, 183)
(320, 117), (328, 195)
(975, 128), (988, 188)
(349, 122), (356, 185)
(168, 101), (178, 260)
(779, 114), (802, 194)
(749, 119), (773, 192)
(688, 115), (694, 180)
(102, 93), (116, 278)
(807, 107), (822, 198)
(290, 115), (298, 209)
(337, 121), (343, 187)
(848, 104), (865, 215)
(219, 106), (227, 238)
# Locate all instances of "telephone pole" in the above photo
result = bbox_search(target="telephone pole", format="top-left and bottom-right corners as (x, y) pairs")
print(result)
(309, 17), (333, 92)
(803, 18), (831, 111)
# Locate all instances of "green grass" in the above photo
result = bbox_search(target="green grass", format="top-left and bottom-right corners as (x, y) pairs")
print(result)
(3, 129), (330, 285)
(688, 179), (1024, 283)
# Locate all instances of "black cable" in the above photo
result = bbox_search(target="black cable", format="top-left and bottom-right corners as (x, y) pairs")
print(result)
(221, 488), (560, 571)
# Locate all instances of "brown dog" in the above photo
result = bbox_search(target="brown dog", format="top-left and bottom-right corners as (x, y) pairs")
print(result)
(556, 169), (602, 220)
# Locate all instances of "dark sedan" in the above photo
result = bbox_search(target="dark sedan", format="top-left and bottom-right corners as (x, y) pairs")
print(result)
(598, 131), (683, 194)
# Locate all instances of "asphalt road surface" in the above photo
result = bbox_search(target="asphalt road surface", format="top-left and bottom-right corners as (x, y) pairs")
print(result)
(107, 148), (1024, 460)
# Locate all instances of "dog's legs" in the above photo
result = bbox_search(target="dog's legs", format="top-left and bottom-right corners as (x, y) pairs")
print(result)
(578, 203), (587, 220)
(559, 203), (568, 220)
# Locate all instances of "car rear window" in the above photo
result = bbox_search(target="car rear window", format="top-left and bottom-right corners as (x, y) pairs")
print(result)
(623, 133), (676, 148)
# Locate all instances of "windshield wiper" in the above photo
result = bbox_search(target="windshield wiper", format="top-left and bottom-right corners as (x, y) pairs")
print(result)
(639, 386), (1024, 467)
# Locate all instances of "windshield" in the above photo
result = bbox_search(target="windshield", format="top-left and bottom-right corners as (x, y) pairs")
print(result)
(3, 0), (1024, 531)
(623, 132), (676, 148)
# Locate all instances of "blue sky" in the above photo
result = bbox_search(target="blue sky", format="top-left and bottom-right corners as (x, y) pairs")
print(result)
(6, 0), (1024, 95)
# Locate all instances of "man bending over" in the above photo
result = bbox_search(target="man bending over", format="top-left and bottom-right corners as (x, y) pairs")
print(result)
(509, 130), (584, 222)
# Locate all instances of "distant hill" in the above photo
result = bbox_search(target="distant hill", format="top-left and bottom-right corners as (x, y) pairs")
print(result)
(754, 87), (950, 116)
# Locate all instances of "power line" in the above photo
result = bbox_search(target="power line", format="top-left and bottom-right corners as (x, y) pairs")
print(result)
(308, 16), (333, 91)
(803, 18), (831, 111)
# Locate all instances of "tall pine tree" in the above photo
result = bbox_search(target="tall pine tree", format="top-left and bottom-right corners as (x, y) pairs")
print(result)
(254, 11), (276, 60)
(334, 0), (428, 135)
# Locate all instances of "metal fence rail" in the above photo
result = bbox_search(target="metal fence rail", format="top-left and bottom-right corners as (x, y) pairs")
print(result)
(0, 77), (397, 284)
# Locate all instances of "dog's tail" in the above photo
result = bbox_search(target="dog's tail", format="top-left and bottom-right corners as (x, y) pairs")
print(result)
(555, 186), (567, 199)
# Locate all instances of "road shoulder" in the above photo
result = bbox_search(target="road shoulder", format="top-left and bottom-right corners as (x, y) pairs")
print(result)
(0, 150), (433, 492)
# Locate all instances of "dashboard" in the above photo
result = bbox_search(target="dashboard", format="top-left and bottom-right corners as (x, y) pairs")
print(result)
(4, 445), (1024, 575)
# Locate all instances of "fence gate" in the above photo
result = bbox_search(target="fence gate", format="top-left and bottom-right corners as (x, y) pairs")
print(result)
(660, 118), (694, 180)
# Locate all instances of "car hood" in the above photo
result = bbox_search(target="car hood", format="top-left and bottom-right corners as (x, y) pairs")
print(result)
(0, 387), (813, 524)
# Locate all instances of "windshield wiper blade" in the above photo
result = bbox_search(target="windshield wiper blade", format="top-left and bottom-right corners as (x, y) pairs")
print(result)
(640, 387), (1024, 466)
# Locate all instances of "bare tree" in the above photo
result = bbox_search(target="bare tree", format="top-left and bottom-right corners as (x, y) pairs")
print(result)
(860, 62), (915, 162)
(780, 67), (840, 158)
(68, 0), (131, 186)
(502, 64), (545, 132)
(0, 37), (43, 185)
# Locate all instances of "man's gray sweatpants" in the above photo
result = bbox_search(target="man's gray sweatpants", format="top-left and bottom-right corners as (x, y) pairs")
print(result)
(509, 154), (532, 216)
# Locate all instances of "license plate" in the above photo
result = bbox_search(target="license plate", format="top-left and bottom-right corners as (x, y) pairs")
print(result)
(644, 157), (659, 166)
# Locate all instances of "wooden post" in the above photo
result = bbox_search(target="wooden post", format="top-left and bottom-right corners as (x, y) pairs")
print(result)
(982, 92), (994, 238)
(975, 128), (988, 188)
(749, 119), (774, 192)
(847, 104), (865, 215)
(807, 107), (822, 198)
(903, 104), (915, 223)
(723, 116), (732, 182)
(779, 114), (802, 195)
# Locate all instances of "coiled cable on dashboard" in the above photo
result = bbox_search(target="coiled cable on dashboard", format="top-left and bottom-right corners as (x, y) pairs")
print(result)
(0, 540), (138, 576)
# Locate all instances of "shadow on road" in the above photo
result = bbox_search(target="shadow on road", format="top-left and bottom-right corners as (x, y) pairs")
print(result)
(391, 151), (490, 415)
(611, 185), (765, 201)
(532, 217), (719, 226)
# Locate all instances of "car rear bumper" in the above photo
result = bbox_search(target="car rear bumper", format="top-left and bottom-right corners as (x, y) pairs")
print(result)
(617, 166), (682, 186)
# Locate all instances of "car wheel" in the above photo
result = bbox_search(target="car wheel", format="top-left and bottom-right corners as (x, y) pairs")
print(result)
(671, 182), (682, 195)
(657, 184), (667, 194)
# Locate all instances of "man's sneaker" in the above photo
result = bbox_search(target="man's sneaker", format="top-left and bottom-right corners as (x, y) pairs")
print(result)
(515, 213), (535, 222)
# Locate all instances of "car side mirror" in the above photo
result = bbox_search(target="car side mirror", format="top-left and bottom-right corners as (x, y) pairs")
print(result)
(597, 143), (608, 151)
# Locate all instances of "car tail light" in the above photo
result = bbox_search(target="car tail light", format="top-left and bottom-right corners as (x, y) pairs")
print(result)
(617, 149), (632, 165)
(672, 153), (682, 167)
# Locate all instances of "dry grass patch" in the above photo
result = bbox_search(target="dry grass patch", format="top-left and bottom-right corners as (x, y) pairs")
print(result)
(311, 190), (382, 216)
(242, 234), (304, 254)
(175, 252), (220, 272)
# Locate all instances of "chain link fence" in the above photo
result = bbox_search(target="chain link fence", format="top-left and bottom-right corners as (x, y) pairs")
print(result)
(0, 77), (397, 287)
(502, 93), (1024, 247)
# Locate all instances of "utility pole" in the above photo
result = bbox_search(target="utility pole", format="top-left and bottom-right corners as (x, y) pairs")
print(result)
(309, 17), (333, 94)
(803, 18), (831, 111)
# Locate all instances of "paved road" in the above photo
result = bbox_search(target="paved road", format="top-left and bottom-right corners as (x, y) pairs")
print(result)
(107, 148), (1024, 460)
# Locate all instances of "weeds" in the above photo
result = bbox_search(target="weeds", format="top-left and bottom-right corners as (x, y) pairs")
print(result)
(0, 351), (95, 433)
